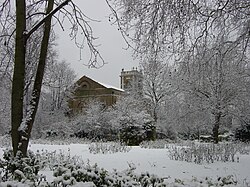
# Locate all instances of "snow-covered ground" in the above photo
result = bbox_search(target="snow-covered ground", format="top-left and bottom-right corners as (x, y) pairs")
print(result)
(1, 142), (249, 186)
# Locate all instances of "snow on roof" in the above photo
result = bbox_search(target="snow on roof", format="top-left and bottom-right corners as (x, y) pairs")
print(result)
(96, 80), (124, 92)
(80, 75), (124, 92)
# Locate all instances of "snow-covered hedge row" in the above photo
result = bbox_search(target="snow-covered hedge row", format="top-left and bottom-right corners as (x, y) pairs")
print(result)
(88, 142), (131, 154)
(168, 142), (250, 164)
(140, 140), (172, 149)
(1, 148), (249, 186)
(0, 149), (165, 186)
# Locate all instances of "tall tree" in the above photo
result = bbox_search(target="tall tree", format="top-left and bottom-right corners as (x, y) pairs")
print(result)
(44, 60), (76, 111)
(142, 61), (174, 123)
(179, 38), (249, 143)
(1, 0), (103, 156)
(12, 0), (27, 156)
(108, 0), (250, 142)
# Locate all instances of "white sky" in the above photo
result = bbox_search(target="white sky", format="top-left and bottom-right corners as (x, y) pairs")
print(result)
(56, 0), (139, 88)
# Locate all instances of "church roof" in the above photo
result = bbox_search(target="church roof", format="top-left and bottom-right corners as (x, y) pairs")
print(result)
(77, 75), (124, 92)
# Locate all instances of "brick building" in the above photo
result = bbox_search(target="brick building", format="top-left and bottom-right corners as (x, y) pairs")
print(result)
(68, 75), (124, 113)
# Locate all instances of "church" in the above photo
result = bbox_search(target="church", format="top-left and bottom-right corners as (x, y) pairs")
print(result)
(68, 68), (143, 113)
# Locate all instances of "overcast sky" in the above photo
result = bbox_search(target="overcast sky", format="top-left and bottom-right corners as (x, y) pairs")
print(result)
(56, 0), (139, 88)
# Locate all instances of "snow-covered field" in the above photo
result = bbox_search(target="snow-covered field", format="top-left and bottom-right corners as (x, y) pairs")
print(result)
(1, 142), (250, 186)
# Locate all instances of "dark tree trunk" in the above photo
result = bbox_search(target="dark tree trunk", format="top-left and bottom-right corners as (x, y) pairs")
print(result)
(212, 112), (221, 144)
(11, 0), (26, 156)
(19, 0), (54, 157)
(11, 0), (72, 157)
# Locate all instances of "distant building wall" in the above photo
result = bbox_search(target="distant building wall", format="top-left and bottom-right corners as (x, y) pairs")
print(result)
(68, 76), (123, 114)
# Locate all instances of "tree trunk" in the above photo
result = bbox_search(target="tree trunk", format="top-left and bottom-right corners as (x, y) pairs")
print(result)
(11, 0), (26, 157)
(19, 0), (54, 157)
(212, 112), (221, 144)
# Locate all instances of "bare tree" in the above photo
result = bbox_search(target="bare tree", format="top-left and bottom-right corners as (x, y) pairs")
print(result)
(44, 60), (76, 111)
(107, 0), (250, 62)
(0, 0), (104, 156)
(32, 59), (76, 139)
(179, 36), (249, 143)
(107, 0), (250, 143)
(142, 60), (174, 122)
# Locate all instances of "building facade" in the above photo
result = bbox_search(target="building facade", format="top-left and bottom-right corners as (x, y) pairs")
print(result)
(120, 67), (143, 94)
(68, 76), (124, 114)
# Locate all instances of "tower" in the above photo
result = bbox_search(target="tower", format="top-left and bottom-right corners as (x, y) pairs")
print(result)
(120, 67), (143, 94)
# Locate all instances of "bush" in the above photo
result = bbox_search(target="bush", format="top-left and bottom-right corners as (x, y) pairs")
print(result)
(52, 162), (166, 187)
(88, 142), (131, 154)
(168, 142), (250, 164)
(119, 115), (155, 146)
(235, 124), (250, 142)
(119, 123), (146, 146)
(140, 140), (172, 149)
(0, 149), (41, 183)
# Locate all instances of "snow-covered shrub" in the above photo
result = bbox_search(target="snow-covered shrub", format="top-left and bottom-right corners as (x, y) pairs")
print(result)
(119, 116), (146, 146)
(164, 175), (239, 187)
(168, 142), (249, 164)
(51, 162), (166, 187)
(88, 141), (131, 154)
(0, 149), (41, 183)
(110, 95), (156, 146)
(65, 95), (156, 144)
(108, 167), (166, 187)
(117, 111), (154, 146)
(71, 100), (119, 141)
(42, 121), (74, 139)
(140, 140), (171, 149)
(52, 162), (110, 186)
(35, 148), (84, 171)
(235, 123), (250, 142)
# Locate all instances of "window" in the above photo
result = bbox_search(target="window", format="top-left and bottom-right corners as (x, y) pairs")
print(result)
(80, 81), (90, 89)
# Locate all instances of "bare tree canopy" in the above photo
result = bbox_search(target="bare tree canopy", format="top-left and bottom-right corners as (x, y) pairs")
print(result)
(0, 0), (104, 68)
(106, 0), (250, 143)
(107, 0), (250, 62)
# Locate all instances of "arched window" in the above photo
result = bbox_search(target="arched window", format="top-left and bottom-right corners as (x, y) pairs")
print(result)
(80, 81), (90, 90)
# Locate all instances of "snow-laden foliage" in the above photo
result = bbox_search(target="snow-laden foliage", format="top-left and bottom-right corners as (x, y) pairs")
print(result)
(165, 175), (239, 187)
(140, 140), (172, 149)
(235, 124), (250, 142)
(72, 100), (118, 141)
(0, 148), (166, 186)
(52, 162), (166, 187)
(168, 142), (250, 164)
(0, 149), (41, 183)
(118, 110), (154, 146)
(112, 95), (155, 145)
(1, 142), (250, 186)
(69, 96), (156, 145)
(88, 142), (131, 154)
